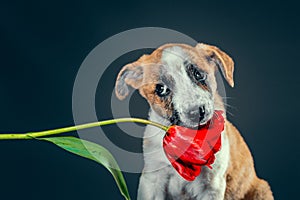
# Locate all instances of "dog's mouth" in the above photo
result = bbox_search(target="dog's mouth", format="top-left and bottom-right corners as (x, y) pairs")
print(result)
(170, 110), (212, 130)
(184, 120), (211, 130)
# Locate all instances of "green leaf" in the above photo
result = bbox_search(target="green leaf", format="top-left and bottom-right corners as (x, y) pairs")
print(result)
(39, 136), (131, 200)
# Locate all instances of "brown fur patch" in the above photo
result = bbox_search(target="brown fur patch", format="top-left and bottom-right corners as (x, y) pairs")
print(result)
(196, 43), (235, 87)
(198, 82), (210, 91)
(139, 83), (173, 118)
(224, 121), (273, 199)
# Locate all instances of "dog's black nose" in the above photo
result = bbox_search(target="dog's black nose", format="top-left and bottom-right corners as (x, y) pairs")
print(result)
(187, 106), (205, 122)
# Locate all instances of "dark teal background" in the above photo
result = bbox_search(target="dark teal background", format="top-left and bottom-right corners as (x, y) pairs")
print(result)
(0, 0), (298, 199)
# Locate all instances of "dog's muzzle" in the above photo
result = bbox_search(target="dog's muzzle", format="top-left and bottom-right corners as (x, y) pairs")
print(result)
(186, 106), (205, 123)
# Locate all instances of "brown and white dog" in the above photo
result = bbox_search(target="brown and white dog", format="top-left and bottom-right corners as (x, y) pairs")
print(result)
(115, 43), (273, 200)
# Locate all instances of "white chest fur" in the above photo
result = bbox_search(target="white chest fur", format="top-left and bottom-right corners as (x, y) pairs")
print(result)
(137, 110), (230, 200)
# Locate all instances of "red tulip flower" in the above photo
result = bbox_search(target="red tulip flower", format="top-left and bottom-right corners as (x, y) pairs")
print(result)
(163, 110), (225, 181)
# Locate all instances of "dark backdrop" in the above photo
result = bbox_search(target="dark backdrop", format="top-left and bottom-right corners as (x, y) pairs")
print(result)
(0, 0), (298, 199)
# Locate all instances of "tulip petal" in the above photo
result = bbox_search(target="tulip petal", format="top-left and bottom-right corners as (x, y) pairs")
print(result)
(163, 110), (224, 181)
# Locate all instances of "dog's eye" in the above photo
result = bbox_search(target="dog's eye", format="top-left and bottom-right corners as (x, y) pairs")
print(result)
(155, 84), (170, 97)
(193, 70), (207, 82)
(186, 63), (207, 83)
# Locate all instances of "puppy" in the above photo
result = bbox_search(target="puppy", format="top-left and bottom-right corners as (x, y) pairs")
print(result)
(115, 43), (273, 200)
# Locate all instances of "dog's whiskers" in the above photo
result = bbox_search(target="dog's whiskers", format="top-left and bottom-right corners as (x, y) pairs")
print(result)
(213, 111), (221, 120)
(225, 109), (234, 117)
(223, 103), (237, 110)
(221, 96), (234, 100)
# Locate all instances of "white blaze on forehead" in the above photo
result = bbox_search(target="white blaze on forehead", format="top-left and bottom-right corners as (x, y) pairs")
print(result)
(161, 46), (189, 84)
(161, 46), (214, 126)
(161, 46), (188, 69)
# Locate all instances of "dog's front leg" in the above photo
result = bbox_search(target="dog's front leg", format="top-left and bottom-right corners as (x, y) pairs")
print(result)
(137, 171), (169, 200)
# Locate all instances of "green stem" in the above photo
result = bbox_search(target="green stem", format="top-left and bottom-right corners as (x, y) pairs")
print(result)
(0, 118), (168, 140)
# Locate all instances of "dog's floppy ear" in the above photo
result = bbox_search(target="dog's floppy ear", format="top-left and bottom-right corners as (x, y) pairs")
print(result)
(115, 62), (143, 100)
(196, 43), (234, 87)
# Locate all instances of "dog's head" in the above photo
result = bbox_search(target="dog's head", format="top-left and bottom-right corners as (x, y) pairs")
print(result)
(115, 43), (234, 128)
